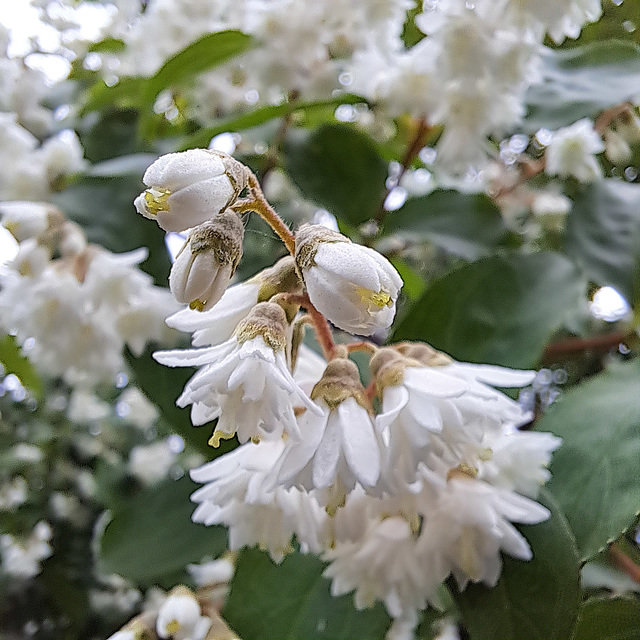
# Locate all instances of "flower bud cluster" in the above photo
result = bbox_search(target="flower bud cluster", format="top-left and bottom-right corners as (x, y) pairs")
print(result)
(137, 150), (562, 639)
(0, 202), (179, 386)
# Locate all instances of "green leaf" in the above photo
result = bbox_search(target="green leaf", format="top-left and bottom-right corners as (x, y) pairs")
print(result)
(385, 191), (510, 260)
(390, 257), (427, 301)
(284, 124), (388, 225)
(525, 40), (640, 132)
(0, 335), (42, 398)
(178, 94), (365, 150)
(224, 549), (390, 640)
(565, 179), (640, 303)
(51, 173), (171, 285)
(572, 597), (640, 640)
(126, 348), (213, 457)
(99, 476), (227, 588)
(453, 491), (580, 640)
(139, 30), (253, 139)
(81, 77), (146, 115)
(393, 253), (585, 368)
(87, 37), (126, 53)
(538, 358), (640, 562)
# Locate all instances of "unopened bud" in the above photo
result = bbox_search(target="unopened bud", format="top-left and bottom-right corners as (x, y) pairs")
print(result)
(169, 210), (244, 312)
(234, 301), (288, 352)
(615, 109), (640, 144)
(134, 149), (249, 233)
(0, 201), (60, 242)
(311, 357), (368, 410)
(395, 342), (452, 367)
(12, 238), (50, 278)
(295, 224), (403, 336)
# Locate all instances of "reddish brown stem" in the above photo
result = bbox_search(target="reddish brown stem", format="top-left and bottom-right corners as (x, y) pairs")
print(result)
(610, 543), (640, 583)
(542, 330), (628, 362)
(346, 341), (377, 354)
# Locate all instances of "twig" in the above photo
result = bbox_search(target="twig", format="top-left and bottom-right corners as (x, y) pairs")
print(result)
(374, 117), (431, 226)
(542, 330), (628, 362)
(610, 543), (640, 583)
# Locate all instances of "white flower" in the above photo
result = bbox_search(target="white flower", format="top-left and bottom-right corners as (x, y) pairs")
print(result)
(295, 224), (403, 336)
(156, 590), (211, 640)
(545, 119), (604, 183)
(0, 520), (52, 579)
(166, 255), (301, 347)
(190, 440), (328, 562)
(417, 471), (549, 589)
(67, 388), (111, 423)
(0, 201), (53, 242)
(116, 387), (159, 430)
(134, 149), (248, 233)
(169, 211), (244, 311)
(187, 557), (235, 588)
(272, 358), (382, 509)
(0, 476), (28, 511)
(106, 632), (135, 640)
(155, 302), (319, 444)
(128, 440), (176, 486)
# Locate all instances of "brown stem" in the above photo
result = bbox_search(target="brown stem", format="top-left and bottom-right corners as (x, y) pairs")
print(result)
(594, 102), (634, 135)
(542, 330), (628, 362)
(374, 117), (431, 226)
(609, 543), (640, 583)
(236, 173), (296, 255)
(258, 93), (297, 184)
(272, 293), (336, 360)
(346, 341), (378, 355)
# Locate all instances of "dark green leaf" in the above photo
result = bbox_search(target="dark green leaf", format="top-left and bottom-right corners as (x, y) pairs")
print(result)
(99, 476), (226, 588)
(0, 335), (42, 398)
(87, 153), (159, 177)
(393, 253), (586, 368)
(453, 491), (580, 640)
(126, 348), (213, 457)
(386, 191), (510, 260)
(51, 173), (171, 285)
(565, 179), (640, 303)
(572, 597), (640, 640)
(525, 40), (640, 132)
(224, 549), (390, 640)
(539, 358), (640, 562)
(80, 108), (142, 162)
(178, 94), (365, 150)
(284, 124), (388, 225)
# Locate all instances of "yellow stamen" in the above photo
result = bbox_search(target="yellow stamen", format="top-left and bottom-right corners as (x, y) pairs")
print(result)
(189, 298), (206, 311)
(166, 620), (181, 635)
(208, 429), (234, 448)
(357, 287), (392, 309)
(143, 188), (171, 215)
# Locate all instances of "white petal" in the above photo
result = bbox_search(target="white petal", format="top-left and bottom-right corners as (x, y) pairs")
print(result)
(339, 398), (380, 487)
(404, 367), (468, 397)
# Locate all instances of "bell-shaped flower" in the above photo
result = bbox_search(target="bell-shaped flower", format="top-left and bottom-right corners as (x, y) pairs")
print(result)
(295, 224), (403, 336)
(154, 302), (320, 444)
(134, 149), (249, 232)
(271, 358), (382, 512)
(156, 588), (211, 640)
(165, 256), (302, 347)
(169, 210), (244, 311)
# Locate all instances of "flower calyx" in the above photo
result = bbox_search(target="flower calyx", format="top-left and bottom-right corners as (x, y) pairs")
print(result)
(311, 357), (369, 411)
(234, 301), (289, 352)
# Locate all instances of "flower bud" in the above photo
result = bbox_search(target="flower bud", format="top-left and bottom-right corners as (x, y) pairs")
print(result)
(0, 201), (61, 242)
(604, 129), (632, 165)
(169, 210), (244, 311)
(295, 224), (403, 336)
(134, 149), (249, 233)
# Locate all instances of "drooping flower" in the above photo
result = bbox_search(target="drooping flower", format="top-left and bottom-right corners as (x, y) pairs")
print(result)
(134, 149), (249, 232)
(271, 358), (382, 512)
(154, 302), (320, 444)
(295, 224), (403, 336)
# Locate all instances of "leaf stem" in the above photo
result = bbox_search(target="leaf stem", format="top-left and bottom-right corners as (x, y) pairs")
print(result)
(542, 330), (630, 362)
(609, 543), (640, 583)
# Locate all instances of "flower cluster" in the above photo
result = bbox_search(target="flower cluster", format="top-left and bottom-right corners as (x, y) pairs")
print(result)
(0, 201), (178, 386)
(137, 150), (562, 639)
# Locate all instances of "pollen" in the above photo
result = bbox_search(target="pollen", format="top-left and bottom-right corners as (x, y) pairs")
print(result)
(208, 429), (234, 448)
(143, 188), (171, 215)
(166, 619), (181, 635)
(357, 287), (392, 309)
(189, 298), (206, 311)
